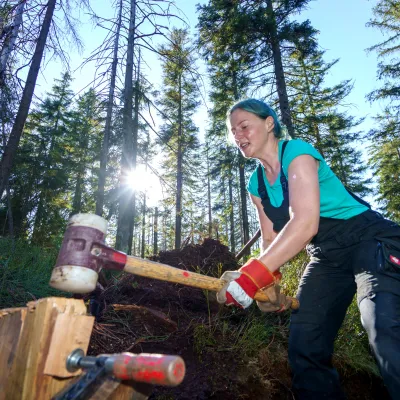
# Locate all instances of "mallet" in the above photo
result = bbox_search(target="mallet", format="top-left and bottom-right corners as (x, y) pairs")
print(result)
(49, 213), (299, 310)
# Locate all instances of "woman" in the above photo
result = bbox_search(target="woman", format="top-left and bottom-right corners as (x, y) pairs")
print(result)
(216, 99), (400, 400)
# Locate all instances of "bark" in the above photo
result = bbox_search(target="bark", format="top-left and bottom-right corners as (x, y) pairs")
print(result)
(153, 206), (158, 255)
(266, 0), (295, 138)
(6, 182), (13, 237)
(0, 1), (25, 79)
(206, 145), (212, 237)
(0, 0), (57, 200)
(116, 0), (136, 253)
(128, 50), (141, 250)
(96, 0), (123, 216)
(175, 73), (183, 249)
(70, 173), (83, 217)
(141, 193), (146, 259)
(228, 168), (235, 254)
(232, 71), (249, 254)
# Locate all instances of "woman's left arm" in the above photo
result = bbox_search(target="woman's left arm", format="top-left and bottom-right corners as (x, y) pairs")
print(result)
(258, 154), (320, 272)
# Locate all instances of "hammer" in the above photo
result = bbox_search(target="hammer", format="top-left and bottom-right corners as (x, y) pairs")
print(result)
(49, 213), (299, 310)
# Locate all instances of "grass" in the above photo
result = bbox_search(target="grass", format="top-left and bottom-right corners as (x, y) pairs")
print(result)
(0, 237), (70, 308)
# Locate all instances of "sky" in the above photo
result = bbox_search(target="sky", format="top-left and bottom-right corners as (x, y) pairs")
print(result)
(32, 0), (384, 205)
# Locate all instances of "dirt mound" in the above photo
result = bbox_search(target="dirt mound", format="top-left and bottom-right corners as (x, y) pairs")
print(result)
(87, 239), (390, 400)
(149, 238), (239, 276)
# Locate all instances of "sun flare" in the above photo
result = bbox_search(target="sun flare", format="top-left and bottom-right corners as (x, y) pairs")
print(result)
(124, 165), (163, 205)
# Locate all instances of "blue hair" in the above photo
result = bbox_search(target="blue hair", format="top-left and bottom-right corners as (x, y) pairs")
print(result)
(228, 99), (283, 138)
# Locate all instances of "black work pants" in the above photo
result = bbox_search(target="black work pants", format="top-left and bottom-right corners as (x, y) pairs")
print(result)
(288, 211), (400, 400)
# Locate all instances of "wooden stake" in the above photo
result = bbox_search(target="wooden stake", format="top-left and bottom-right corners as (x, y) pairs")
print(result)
(0, 297), (162, 399)
(3, 298), (94, 400)
(0, 307), (27, 397)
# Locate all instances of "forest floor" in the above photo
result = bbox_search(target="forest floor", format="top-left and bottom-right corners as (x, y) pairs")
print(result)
(87, 239), (391, 400)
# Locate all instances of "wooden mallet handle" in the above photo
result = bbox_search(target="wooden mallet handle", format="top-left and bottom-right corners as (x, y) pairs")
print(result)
(124, 255), (299, 310)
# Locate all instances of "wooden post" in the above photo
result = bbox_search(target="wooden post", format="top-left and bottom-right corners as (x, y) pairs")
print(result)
(2, 297), (94, 400)
(0, 307), (27, 394)
(0, 297), (152, 400)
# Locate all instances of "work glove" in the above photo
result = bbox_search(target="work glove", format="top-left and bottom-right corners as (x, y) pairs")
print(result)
(216, 258), (281, 309)
(256, 284), (292, 312)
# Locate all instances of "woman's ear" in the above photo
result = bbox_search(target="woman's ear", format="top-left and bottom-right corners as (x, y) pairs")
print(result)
(265, 116), (275, 131)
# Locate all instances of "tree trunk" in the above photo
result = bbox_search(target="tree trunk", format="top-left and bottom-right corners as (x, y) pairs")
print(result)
(228, 168), (235, 254)
(206, 144), (212, 237)
(153, 206), (158, 255)
(128, 50), (141, 251)
(6, 182), (14, 238)
(141, 193), (146, 259)
(266, 0), (294, 138)
(175, 73), (183, 249)
(116, 0), (136, 254)
(232, 71), (249, 253)
(238, 150), (249, 247)
(0, 1), (25, 79)
(70, 173), (83, 217)
(96, 0), (122, 216)
(0, 0), (57, 200)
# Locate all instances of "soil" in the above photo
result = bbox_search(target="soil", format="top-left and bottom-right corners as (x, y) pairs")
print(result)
(87, 238), (391, 400)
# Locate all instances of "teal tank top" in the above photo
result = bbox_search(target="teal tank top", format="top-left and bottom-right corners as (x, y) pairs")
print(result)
(247, 139), (369, 220)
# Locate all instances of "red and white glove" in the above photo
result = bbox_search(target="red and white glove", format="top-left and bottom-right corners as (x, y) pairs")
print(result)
(216, 258), (282, 309)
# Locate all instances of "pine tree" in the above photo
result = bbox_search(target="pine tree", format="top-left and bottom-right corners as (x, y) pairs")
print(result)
(157, 28), (201, 249)
(366, 0), (400, 220)
(69, 89), (103, 216)
(287, 44), (371, 196)
(30, 73), (74, 244)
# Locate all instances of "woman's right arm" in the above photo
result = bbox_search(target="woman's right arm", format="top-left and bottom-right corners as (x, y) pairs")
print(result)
(250, 194), (277, 252)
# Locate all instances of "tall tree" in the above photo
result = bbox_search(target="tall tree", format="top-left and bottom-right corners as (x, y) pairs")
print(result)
(115, 0), (137, 254)
(69, 89), (103, 217)
(198, 3), (254, 253)
(96, 0), (123, 217)
(29, 73), (74, 244)
(158, 28), (201, 249)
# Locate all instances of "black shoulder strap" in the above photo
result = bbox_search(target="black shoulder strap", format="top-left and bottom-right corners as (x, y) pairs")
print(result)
(257, 164), (267, 199)
(257, 140), (289, 198)
(279, 140), (289, 192)
(345, 189), (371, 209)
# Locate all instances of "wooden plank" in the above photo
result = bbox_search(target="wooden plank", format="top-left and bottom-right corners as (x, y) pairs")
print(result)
(44, 313), (94, 377)
(0, 307), (27, 399)
(4, 297), (92, 400)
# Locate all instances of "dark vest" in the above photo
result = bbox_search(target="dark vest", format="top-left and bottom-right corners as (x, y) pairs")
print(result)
(256, 140), (371, 239)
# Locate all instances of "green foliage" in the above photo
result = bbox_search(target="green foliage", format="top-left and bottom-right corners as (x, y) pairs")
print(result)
(366, 0), (400, 220)
(367, 114), (400, 221)
(0, 238), (69, 308)
(193, 324), (217, 356)
(157, 28), (203, 248)
(287, 43), (371, 196)
(281, 251), (308, 297)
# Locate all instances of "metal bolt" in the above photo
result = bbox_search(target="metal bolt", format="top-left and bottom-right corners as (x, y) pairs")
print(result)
(91, 247), (102, 256)
(66, 348), (85, 372)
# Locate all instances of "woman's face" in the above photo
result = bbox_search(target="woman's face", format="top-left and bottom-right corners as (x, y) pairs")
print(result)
(229, 109), (274, 158)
